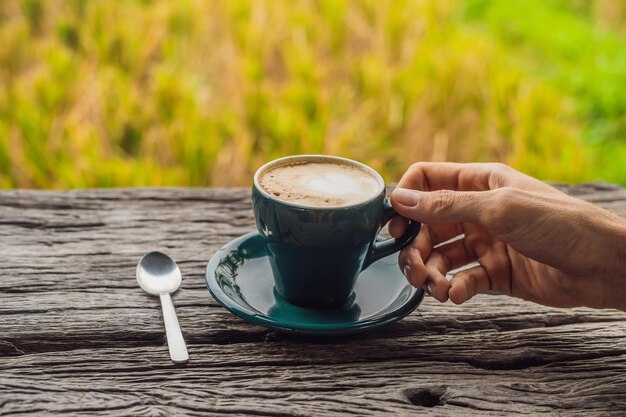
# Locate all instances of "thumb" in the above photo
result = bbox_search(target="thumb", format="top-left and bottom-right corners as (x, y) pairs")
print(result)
(390, 188), (489, 225)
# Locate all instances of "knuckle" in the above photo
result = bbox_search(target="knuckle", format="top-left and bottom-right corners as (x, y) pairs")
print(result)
(486, 163), (515, 188)
(398, 245), (418, 268)
(409, 161), (429, 170)
(432, 189), (457, 213)
(407, 161), (428, 176)
(398, 249), (410, 267)
(400, 244), (421, 262)
(401, 162), (435, 190)
(488, 162), (516, 176)
(489, 162), (513, 174)
(485, 187), (517, 227)
(494, 186), (517, 202)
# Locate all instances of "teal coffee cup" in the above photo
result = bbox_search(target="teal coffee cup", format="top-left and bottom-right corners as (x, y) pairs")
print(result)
(252, 155), (420, 308)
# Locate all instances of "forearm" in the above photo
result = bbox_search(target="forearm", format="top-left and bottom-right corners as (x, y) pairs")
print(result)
(614, 218), (626, 311)
(598, 212), (626, 311)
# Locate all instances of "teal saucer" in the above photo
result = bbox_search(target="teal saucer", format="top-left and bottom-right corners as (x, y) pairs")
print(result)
(206, 232), (425, 335)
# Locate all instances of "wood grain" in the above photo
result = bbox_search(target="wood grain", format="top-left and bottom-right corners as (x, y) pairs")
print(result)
(1, 184), (625, 416)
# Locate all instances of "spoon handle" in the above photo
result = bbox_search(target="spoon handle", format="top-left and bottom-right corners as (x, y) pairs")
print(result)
(159, 293), (189, 363)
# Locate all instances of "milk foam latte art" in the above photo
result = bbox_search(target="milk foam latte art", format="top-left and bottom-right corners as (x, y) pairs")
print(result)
(258, 160), (380, 207)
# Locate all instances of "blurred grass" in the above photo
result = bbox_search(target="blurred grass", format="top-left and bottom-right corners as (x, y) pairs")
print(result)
(0, 0), (624, 188)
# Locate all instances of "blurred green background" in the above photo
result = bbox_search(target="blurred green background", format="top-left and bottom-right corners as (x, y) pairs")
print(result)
(0, 0), (625, 188)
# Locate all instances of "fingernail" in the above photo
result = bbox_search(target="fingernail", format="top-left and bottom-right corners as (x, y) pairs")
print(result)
(393, 188), (420, 207)
(403, 264), (410, 278)
(427, 282), (436, 297)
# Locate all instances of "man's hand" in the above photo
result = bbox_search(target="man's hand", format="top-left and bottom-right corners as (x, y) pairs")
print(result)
(388, 162), (626, 311)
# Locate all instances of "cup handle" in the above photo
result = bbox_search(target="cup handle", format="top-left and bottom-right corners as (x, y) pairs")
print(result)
(362, 198), (421, 270)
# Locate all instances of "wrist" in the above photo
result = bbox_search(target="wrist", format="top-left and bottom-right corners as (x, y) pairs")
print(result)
(617, 222), (626, 311)
(606, 217), (626, 311)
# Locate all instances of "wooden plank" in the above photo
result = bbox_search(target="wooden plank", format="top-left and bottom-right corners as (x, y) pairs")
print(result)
(1, 341), (626, 416)
(2, 289), (626, 355)
(1, 184), (626, 416)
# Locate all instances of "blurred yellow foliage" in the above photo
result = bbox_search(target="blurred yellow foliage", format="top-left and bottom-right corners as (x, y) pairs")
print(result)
(0, 0), (623, 188)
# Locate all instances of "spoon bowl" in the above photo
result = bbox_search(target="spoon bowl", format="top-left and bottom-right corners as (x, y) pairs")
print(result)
(136, 251), (189, 363)
(137, 252), (182, 295)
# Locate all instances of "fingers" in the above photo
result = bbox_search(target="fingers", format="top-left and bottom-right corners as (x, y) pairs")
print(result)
(397, 161), (564, 201)
(447, 239), (512, 304)
(398, 224), (462, 280)
(396, 162), (514, 192)
(423, 264), (451, 302)
(391, 162), (529, 306)
(391, 215), (462, 246)
(388, 216), (407, 239)
(400, 227), (474, 302)
(427, 238), (475, 273)
(427, 223), (463, 247)
(448, 265), (492, 304)
(422, 238), (477, 302)
(399, 226), (508, 304)
(400, 244), (450, 302)
(399, 230), (430, 288)
(391, 187), (491, 225)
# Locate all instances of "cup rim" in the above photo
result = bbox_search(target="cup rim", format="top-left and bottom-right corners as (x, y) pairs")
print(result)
(253, 154), (386, 210)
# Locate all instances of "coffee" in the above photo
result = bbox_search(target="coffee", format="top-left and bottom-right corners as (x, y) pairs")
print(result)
(258, 159), (380, 207)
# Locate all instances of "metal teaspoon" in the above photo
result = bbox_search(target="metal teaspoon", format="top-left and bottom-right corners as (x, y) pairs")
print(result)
(136, 251), (189, 363)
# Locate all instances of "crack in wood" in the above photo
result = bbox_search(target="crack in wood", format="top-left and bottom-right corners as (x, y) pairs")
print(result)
(0, 338), (25, 355)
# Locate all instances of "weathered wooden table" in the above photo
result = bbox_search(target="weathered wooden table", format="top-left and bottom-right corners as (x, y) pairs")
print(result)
(1, 184), (626, 416)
